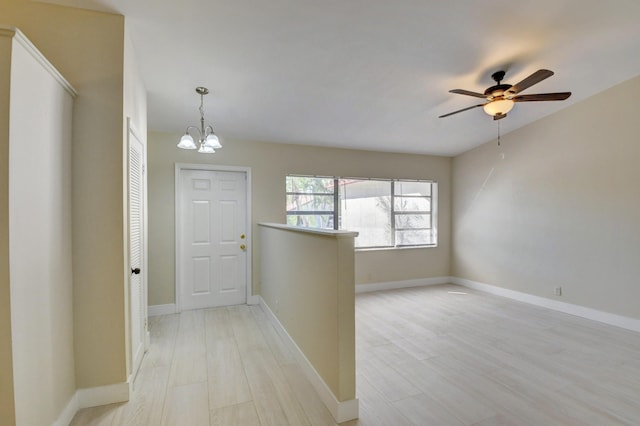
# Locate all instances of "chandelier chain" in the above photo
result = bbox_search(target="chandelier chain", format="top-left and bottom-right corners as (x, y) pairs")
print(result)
(199, 93), (206, 136)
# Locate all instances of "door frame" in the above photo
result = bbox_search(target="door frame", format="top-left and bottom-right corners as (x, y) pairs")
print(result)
(174, 163), (253, 312)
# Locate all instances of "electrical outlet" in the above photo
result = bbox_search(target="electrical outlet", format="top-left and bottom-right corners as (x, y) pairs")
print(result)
(554, 286), (562, 296)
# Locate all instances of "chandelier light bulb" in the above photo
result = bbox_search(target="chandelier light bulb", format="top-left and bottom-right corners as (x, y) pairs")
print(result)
(177, 134), (197, 149)
(204, 133), (222, 149)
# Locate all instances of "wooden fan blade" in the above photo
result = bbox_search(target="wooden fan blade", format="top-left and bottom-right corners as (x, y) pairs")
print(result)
(439, 103), (485, 118)
(513, 92), (571, 102)
(449, 89), (487, 99)
(508, 69), (554, 94)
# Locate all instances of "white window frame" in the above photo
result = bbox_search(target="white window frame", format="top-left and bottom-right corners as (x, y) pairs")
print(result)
(286, 175), (438, 249)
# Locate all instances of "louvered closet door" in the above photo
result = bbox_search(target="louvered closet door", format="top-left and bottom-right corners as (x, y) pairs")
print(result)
(128, 127), (145, 382)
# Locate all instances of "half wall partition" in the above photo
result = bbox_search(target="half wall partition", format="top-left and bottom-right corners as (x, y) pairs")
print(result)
(258, 223), (358, 423)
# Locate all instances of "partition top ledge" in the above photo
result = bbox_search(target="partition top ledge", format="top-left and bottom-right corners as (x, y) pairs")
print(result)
(259, 222), (359, 239)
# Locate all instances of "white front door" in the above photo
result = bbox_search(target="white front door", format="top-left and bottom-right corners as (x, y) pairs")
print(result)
(128, 124), (146, 382)
(178, 169), (247, 311)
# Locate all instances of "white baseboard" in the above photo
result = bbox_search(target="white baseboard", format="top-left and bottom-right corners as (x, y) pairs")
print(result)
(353, 275), (640, 333)
(258, 297), (359, 423)
(53, 392), (79, 426)
(355, 276), (453, 294)
(53, 381), (130, 425)
(247, 295), (261, 305)
(150, 298), (260, 314)
(76, 381), (130, 409)
(452, 277), (640, 333)
(148, 303), (176, 317)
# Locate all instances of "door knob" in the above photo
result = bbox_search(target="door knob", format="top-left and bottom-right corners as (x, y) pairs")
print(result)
(240, 234), (245, 239)
(240, 244), (246, 250)
(131, 267), (141, 275)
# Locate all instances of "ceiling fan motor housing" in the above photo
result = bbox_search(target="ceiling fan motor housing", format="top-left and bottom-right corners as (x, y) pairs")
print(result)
(484, 71), (512, 99)
(484, 84), (512, 99)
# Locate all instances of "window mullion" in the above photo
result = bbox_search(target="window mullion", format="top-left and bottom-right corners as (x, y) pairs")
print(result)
(334, 178), (339, 230)
(430, 183), (433, 235)
(390, 181), (396, 247)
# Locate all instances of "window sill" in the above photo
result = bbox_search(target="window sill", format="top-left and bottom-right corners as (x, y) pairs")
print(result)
(355, 244), (438, 252)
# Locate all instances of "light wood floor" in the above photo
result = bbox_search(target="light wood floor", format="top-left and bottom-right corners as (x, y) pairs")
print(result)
(71, 284), (640, 425)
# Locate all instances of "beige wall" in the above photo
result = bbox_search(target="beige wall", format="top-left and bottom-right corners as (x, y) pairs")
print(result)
(148, 132), (452, 305)
(7, 31), (76, 425)
(1, 0), (128, 390)
(259, 224), (356, 403)
(452, 74), (640, 320)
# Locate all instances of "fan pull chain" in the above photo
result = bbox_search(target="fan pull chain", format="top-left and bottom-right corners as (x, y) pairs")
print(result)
(497, 120), (501, 147)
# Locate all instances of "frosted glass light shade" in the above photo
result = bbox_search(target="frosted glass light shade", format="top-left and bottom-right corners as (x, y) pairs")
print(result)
(177, 134), (197, 149)
(483, 99), (514, 116)
(204, 133), (222, 149)
(198, 144), (216, 154)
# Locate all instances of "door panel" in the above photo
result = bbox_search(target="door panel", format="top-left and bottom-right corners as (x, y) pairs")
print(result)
(220, 255), (239, 291)
(192, 201), (210, 243)
(178, 169), (247, 310)
(193, 257), (211, 293)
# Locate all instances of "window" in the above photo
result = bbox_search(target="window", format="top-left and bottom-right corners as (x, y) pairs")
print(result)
(286, 176), (336, 229)
(286, 175), (437, 249)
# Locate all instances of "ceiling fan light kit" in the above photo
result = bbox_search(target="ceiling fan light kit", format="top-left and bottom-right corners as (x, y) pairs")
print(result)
(177, 86), (222, 153)
(440, 69), (571, 120)
(483, 98), (514, 117)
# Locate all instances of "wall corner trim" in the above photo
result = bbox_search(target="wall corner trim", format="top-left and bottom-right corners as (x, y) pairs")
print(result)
(148, 303), (176, 317)
(0, 25), (78, 97)
(355, 276), (453, 293)
(258, 297), (359, 423)
(452, 277), (640, 333)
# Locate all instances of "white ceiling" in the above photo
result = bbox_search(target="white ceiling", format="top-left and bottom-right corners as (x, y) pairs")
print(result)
(40, 0), (640, 156)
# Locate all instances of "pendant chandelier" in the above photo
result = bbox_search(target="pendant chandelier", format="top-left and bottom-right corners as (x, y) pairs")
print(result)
(177, 86), (222, 153)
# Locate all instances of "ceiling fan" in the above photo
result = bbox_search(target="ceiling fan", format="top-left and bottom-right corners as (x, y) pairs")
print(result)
(439, 69), (571, 120)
